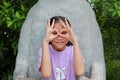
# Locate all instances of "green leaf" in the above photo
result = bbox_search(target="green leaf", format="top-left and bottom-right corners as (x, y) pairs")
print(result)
(0, 5), (5, 9)
(7, 21), (14, 27)
(15, 11), (20, 18)
(21, 5), (25, 11)
(112, 11), (117, 17)
(20, 15), (25, 19)
(6, 17), (11, 21)
(108, 8), (114, 12)
(117, 10), (120, 17)
(114, 2), (118, 9)
(3, 1), (11, 8)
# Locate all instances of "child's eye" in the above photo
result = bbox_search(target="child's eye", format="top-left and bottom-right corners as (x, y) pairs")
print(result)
(52, 32), (57, 35)
(61, 31), (67, 34)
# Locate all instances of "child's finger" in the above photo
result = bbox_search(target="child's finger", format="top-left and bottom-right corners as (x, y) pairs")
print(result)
(60, 29), (68, 34)
(52, 28), (58, 35)
(59, 30), (69, 39)
(65, 18), (70, 28)
(48, 19), (51, 27)
(46, 21), (49, 29)
(51, 19), (55, 28)
(60, 19), (67, 28)
(60, 33), (69, 40)
(51, 29), (59, 40)
(55, 28), (59, 34)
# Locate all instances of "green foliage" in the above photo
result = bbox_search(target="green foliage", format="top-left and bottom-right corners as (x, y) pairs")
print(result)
(90, 0), (120, 80)
(0, 0), (36, 79)
(1, 70), (13, 80)
(91, 0), (120, 17)
(103, 26), (120, 80)
(0, 0), (38, 79)
(1, 67), (13, 80)
(0, 0), (28, 29)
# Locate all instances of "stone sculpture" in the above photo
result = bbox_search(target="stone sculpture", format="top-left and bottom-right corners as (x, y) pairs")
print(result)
(13, 0), (106, 80)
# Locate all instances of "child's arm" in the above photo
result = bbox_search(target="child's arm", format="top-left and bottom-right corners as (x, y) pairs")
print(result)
(72, 36), (85, 76)
(60, 19), (85, 76)
(41, 39), (52, 78)
(40, 19), (57, 78)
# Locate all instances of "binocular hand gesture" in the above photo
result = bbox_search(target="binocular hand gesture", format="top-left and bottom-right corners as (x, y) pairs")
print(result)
(44, 19), (59, 43)
(59, 19), (76, 43)
(44, 18), (76, 43)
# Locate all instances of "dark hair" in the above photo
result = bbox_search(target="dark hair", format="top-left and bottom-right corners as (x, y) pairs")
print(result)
(49, 16), (73, 46)
(50, 16), (71, 27)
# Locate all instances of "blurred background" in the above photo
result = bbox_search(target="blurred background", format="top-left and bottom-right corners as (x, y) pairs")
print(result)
(0, 0), (120, 80)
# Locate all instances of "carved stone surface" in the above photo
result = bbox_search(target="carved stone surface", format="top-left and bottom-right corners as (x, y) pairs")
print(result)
(13, 0), (106, 80)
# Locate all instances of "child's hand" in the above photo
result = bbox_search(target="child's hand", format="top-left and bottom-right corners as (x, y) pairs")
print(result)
(44, 19), (59, 43)
(60, 19), (76, 43)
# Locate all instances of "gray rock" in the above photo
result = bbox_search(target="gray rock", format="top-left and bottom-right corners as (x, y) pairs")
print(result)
(13, 0), (106, 80)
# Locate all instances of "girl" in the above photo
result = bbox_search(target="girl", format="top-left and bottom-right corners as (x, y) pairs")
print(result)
(38, 16), (84, 80)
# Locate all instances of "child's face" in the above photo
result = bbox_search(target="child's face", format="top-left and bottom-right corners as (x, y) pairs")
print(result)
(51, 22), (69, 51)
